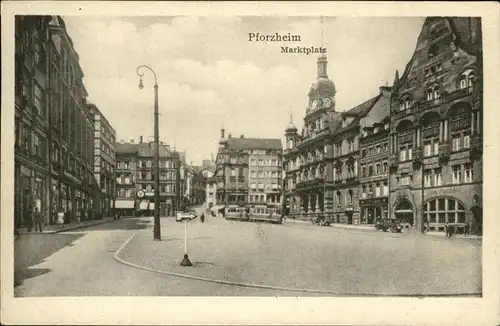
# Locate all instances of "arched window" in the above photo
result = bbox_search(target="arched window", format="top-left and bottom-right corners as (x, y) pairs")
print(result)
(397, 121), (413, 162)
(449, 103), (472, 152)
(421, 112), (440, 157)
(424, 198), (466, 230)
(459, 69), (475, 90)
(427, 88), (433, 101)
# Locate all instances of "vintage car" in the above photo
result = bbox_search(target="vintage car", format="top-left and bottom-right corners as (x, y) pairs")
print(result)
(175, 211), (197, 222)
(374, 218), (403, 233)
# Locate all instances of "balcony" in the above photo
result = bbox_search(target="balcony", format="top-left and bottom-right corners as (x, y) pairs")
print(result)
(229, 176), (236, 182)
(238, 176), (245, 182)
(345, 204), (354, 211)
(438, 141), (451, 163)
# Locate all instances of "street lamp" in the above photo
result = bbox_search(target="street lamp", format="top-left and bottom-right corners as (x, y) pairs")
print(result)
(136, 65), (161, 241)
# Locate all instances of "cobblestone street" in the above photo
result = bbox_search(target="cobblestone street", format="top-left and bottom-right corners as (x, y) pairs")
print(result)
(15, 213), (481, 297)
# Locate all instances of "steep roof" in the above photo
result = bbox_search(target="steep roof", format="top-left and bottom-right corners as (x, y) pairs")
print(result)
(226, 138), (282, 150)
(343, 95), (381, 118)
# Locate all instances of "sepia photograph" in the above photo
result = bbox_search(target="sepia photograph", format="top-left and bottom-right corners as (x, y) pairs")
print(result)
(1, 1), (499, 325)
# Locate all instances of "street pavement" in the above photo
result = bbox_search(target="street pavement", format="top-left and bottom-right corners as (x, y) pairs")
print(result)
(14, 207), (481, 297)
(118, 213), (482, 296)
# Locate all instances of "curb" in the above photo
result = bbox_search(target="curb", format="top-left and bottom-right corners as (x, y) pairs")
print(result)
(112, 231), (481, 297)
(49, 219), (116, 234)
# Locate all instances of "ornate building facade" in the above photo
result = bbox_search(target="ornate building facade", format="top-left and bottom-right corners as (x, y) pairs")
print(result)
(283, 55), (339, 221)
(14, 15), (98, 228)
(389, 17), (483, 234)
(283, 55), (392, 224)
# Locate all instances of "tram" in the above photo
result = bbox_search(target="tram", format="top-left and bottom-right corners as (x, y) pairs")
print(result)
(248, 204), (282, 224)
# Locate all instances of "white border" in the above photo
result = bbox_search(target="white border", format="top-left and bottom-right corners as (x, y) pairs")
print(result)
(2, 2), (499, 325)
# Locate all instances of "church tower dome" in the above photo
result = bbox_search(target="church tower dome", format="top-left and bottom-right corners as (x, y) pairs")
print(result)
(308, 55), (336, 98)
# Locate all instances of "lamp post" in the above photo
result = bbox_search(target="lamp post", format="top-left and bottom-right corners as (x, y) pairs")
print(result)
(136, 65), (161, 241)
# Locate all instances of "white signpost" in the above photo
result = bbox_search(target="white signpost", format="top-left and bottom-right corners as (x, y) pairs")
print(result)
(180, 218), (193, 266)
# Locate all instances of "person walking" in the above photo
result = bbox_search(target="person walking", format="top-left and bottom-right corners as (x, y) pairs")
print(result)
(57, 209), (65, 228)
(33, 207), (43, 232)
(24, 203), (33, 233)
(464, 221), (470, 237)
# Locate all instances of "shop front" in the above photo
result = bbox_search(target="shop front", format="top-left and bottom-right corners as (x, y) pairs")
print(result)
(360, 197), (388, 224)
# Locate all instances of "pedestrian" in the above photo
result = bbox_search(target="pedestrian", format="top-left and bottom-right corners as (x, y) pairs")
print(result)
(57, 209), (65, 228)
(33, 207), (43, 232)
(200, 212), (205, 223)
(24, 203), (33, 232)
(464, 222), (470, 237)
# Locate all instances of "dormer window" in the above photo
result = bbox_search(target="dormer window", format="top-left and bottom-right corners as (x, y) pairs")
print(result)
(374, 126), (379, 134)
(399, 96), (411, 111)
(459, 69), (475, 90)
(363, 129), (368, 137)
(426, 84), (441, 102)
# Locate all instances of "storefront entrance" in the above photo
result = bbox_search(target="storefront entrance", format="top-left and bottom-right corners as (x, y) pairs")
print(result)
(394, 199), (414, 227)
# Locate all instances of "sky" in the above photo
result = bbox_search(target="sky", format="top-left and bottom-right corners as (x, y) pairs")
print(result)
(63, 16), (425, 165)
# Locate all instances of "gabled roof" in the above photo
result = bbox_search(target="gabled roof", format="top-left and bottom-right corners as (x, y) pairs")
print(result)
(343, 95), (381, 118)
(226, 138), (282, 150)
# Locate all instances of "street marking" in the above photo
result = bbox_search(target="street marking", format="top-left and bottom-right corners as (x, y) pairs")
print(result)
(113, 231), (481, 297)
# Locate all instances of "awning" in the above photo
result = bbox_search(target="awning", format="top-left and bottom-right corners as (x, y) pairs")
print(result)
(395, 209), (413, 213)
(115, 200), (135, 209)
(139, 201), (149, 210)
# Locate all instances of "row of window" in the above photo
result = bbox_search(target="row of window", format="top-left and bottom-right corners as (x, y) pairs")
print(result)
(361, 161), (388, 178)
(137, 160), (178, 169)
(360, 142), (389, 158)
(250, 170), (282, 179)
(136, 183), (177, 193)
(398, 133), (472, 161)
(250, 183), (279, 190)
(136, 172), (177, 181)
(249, 158), (280, 167)
(248, 194), (281, 204)
(396, 163), (473, 187)
(361, 182), (389, 198)
(398, 70), (475, 111)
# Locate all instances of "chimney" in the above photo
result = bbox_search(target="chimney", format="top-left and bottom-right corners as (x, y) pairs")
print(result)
(228, 133), (232, 139)
(140, 136), (143, 143)
(240, 134), (244, 138)
(220, 128), (225, 139)
(130, 138), (135, 144)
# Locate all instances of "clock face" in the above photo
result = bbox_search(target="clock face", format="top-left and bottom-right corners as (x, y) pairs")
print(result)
(323, 98), (332, 109)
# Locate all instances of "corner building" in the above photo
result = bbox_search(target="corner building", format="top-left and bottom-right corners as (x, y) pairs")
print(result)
(215, 131), (282, 210)
(389, 17), (483, 235)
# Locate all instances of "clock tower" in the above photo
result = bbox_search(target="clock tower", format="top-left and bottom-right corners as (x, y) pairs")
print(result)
(303, 55), (336, 138)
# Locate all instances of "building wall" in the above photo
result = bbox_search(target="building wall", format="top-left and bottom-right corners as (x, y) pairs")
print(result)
(14, 15), (97, 228)
(248, 151), (282, 205)
(90, 105), (116, 216)
(388, 17), (483, 234)
(359, 123), (390, 224)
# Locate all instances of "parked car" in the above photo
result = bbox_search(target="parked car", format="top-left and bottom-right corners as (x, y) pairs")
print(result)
(175, 211), (197, 222)
(375, 219), (403, 233)
(311, 215), (331, 226)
